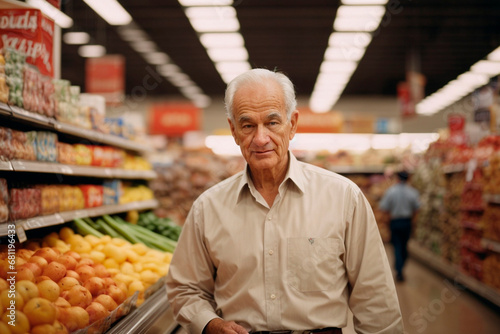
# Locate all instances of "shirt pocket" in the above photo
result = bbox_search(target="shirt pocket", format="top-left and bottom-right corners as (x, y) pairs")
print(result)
(287, 237), (339, 292)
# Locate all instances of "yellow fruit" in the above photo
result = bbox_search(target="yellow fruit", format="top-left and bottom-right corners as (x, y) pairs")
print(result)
(120, 262), (135, 275)
(140, 270), (159, 285)
(163, 252), (173, 263)
(110, 238), (129, 247)
(43, 232), (60, 247)
(125, 249), (139, 263)
(71, 240), (92, 254)
(83, 235), (101, 247)
(126, 210), (139, 224)
(102, 245), (126, 264)
(128, 280), (145, 296)
(23, 297), (56, 326)
(15, 280), (39, 301)
(131, 243), (147, 256)
(114, 273), (135, 286)
(102, 258), (119, 270)
(54, 240), (70, 253)
(2, 310), (30, 334)
(88, 251), (106, 264)
(58, 227), (74, 242)
(0, 321), (11, 334)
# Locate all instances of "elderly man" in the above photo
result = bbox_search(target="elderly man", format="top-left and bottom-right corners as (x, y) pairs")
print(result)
(166, 68), (403, 334)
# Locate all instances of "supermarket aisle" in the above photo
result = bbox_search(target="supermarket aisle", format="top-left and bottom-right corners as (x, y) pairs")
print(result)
(343, 245), (500, 334)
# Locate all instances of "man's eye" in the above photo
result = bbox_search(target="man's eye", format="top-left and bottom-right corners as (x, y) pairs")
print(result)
(242, 124), (253, 129)
(269, 121), (279, 126)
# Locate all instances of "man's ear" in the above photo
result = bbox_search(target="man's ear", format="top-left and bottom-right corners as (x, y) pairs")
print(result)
(289, 110), (299, 140)
(228, 117), (239, 145)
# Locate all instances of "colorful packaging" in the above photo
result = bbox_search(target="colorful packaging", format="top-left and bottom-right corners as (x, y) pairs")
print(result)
(74, 144), (92, 165)
(12, 130), (36, 161)
(41, 75), (56, 117)
(35, 131), (58, 162)
(9, 187), (42, 220)
(22, 64), (43, 114)
(57, 142), (76, 165)
(4, 48), (25, 108)
(104, 117), (124, 137)
(103, 180), (122, 205)
(0, 8), (55, 77)
(79, 185), (103, 208)
(37, 185), (59, 215)
(0, 126), (13, 160)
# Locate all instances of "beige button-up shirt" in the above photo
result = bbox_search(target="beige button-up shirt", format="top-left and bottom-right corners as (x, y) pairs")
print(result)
(166, 152), (403, 334)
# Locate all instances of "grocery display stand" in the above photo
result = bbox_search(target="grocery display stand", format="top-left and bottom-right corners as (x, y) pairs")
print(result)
(0, 101), (180, 332)
(410, 162), (500, 308)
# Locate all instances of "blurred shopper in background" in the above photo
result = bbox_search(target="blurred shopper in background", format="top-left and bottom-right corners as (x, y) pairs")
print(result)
(166, 68), (403, 334)
(380, 170), (420, 282)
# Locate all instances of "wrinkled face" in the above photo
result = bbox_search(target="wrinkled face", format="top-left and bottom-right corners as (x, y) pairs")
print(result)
(228, 80), (298, 174)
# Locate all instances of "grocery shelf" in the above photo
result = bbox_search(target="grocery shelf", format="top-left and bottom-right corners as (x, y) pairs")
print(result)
(108, 286), (177, 334)
(329, 165), (387, 174)
(484, 193), (500, 204)
(482, 238), (500, 254)
(7, 160), (157, 179)
(1, 103), (153, 153)
(409, 240), (500, 307)
(0, 199), (159, 237)
(0, 161), (12, 171)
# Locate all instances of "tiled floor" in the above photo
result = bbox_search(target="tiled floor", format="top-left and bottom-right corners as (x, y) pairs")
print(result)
(343, 245), (500, 334)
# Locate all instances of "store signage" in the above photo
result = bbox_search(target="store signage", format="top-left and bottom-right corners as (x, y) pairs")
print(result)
(296, 108), (343, 133)
(46, 0), (61, 9)
(85, 55), (125, 106)
(149, 103), (201, 136)
(0, 8), (55, 77)
(448, 113), (467, 146)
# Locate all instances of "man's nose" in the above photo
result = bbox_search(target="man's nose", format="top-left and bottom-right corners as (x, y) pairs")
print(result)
(253, 125), (270, 145)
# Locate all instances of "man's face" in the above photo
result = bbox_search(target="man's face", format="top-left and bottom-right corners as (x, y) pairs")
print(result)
(228, 80), (298, 174)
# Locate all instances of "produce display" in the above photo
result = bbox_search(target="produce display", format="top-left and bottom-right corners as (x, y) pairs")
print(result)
(483, 253), (500, 292)
(0, 215), (176, 333)
(5, 48), (25, 108)
(0, 53), (8, 103)
(136, 211), (182, 242)
(482, 204), (500, 243)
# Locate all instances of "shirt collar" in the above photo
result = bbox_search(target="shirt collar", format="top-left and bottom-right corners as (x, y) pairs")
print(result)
(236, 151), (305, 203)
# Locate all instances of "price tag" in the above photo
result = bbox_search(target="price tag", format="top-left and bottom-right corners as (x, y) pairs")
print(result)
(16, 224), (27, 243)
(59, 165), (74, 175)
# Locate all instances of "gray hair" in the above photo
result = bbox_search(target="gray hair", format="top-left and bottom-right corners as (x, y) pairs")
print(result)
(224, 68), (297, 123)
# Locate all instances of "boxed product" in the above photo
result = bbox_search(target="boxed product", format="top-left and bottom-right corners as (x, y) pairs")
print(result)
(103, 180), (122, 205)
(0, 178), (8, 223)
(9, 187), (42, 220)
(0, 53), (8, 103)
(104, 117), (124, 137)
(57, 185), (85, 212)
(80, 93), (107, 133)
(53, 78), (71, 123)
(57, 142), (76, 165)
(91, 146), (115, 167)
(74, 144), (92, 165)
(35, 131), (58, 162)
(37, 185), (59, 215)
(0, 8), (55, 77)
(41, 75), (56, 117)
(79, 185), (104, 208)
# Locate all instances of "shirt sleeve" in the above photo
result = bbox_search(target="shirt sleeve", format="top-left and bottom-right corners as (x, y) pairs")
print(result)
(345, 189), (404, 333)
(166, 199), (220, 334)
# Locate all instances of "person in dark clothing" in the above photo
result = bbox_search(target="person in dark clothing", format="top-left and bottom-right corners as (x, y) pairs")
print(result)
(380, 170), (420, 281)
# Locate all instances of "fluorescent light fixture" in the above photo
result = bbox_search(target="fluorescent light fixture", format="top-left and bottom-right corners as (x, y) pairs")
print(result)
(329, 32), (372, 48)
(487, 47), (500, 61)
(316, 72), (352, 85)
(200, 33), (244, 48)
(324, 46), (365, 61)
(207, 47), (248, 61)
(470, 60), (500, 76)
(341, 0), (389, 4)
(320, 60), (358, 73)
(180, 85), (203, 96)
(157, 64), (181, 76)
(63, 32), (90, 45)
(457, 72), (489, 87)
(179, 0), (233, 6)
(117, 27), (147, 42)
(143, 52), (170, 65)
(334, 17), (382, 32)
(130, 40), (157, 53)
(78, 45), (106, 58)
(189, 17), (240, 32)
(83, 0), (132, 25)
(220, 72), (239, 83)
(192, 95), (212, 109)
(216, 61), (251, 74)
(185, 6), (236, 19)
(336, 5), (386, 18)
(27, 0), (73, 28)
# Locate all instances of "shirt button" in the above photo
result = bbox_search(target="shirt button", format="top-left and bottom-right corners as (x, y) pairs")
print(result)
(267, 217), (272, 221)
(270, 294), (276, 300)
(268, 250), (274, 255)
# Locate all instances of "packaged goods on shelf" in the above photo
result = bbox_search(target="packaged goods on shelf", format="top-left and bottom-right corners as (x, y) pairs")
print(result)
(4, 47), (25, 107)
(0, 179), (8, 223)
(9, 187), (42, 220)
(483, 204), (500, 243)
(483, 152), (500, 194)
(483, 253), (500, 292)
(57, 185), (85, 212)
(120, 184), (153, 204)
(79, 185), (104, 208)
(37, 184), (60, 215)
(103, 180), (123, 205)
(0, 126), (13, 160)
(57, 142), (77, 165)
(80, 93), (108, 134)
(74, 144), (93, 165)
(0, 53), (8, 103)
(35, 131), (58, 162)
(12, 129), (36, 160)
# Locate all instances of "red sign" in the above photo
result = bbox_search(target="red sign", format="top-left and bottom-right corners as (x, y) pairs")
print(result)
(85, 55), (125, 106)
(149, 103), (201, 136)
(296, 108), (343, 133)
(448, 113), (467, 146)
(46, 0), (61, 9)
(0, 8), (55, 77)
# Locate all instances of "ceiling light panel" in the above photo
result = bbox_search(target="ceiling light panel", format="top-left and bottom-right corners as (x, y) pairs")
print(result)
(328, 32), (372, 48)
(470, 60), (500, 76)
(341, 0), (389, 4)
(487, 46), (500, 61)
(63, 32), (90, 45)
(27, 0), (74, 28)
(207, 47), (248, 62)
(200, 33), (244, 48)
(83, 0), (132, 26)
(324, 46), (365, 61)
(78, 45), (106, 58)
(179, 0), (233, 6)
